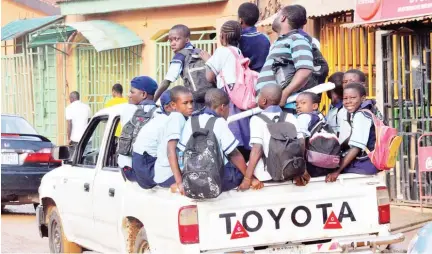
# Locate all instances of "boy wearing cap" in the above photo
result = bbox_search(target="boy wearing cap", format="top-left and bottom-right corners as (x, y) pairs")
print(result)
(125, 91), (174, 188)
(119, 76), (159, 173)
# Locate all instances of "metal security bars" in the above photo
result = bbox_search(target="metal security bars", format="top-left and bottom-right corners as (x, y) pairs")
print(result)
(76, 45), (142, 114)
(155, 29), (217, 86)
(382, 31), (432, 205)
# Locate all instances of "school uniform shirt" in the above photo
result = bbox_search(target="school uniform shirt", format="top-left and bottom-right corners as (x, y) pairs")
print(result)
(164, 42), (194, 82)
(65, 100), (92, 142)
(249, 106), (302, 181)
(178, 112), (239, 165)
(154, 112), (187, 184)
(326, 101), (343, 135)
(297, 111), (325, 138)
(118, 102), (159, 169)
(205, 46), (241, 89)
(239, 26), (271, 72)
(133, 112), (168, 157)
(338, 109), (374, 151)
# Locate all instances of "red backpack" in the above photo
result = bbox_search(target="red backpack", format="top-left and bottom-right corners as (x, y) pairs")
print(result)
(360, 109), (402, 170)
(220, 46), (257, 110)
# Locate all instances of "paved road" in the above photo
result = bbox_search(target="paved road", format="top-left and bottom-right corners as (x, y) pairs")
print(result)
(1, 204), (49, 253)
(1, 204), (420, 253)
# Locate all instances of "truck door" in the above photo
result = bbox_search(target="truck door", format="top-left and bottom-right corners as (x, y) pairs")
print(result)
(92, 116), (125, 252)
(63, 115), (109, 242)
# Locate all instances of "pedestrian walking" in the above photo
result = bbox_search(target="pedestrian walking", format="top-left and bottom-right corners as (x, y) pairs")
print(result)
(65, 91), (91, 156)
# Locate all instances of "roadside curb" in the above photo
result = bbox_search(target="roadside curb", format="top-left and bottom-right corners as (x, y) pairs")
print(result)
(391, 220), (430, 233)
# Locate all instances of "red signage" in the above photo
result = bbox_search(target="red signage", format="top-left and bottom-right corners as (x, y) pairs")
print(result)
(230, 221), (249, 240)
(323, 211), (342, 229)
(355, 0), (432, 23)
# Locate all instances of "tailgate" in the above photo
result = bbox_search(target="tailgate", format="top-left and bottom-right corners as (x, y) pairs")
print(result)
(196, 177), (381, 251)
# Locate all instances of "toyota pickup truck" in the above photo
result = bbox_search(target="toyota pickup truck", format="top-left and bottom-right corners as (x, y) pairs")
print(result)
(36, 104), (404, 253)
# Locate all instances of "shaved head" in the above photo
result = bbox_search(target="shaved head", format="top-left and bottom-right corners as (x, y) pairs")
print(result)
(205, 88), (229, 109)
(260, 85), (282, 105)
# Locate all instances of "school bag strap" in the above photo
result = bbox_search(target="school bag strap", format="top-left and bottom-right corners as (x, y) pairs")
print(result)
(191, 116), (218, 138)
(256, 111), (287, 124)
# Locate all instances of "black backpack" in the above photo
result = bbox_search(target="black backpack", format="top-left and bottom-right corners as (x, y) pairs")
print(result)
(256, 112), (305, 181)
(117, 106), (158, 156)
(182, 116), (224, 199)
(178, 48), (214, 107)
(303, 34), (329, 86)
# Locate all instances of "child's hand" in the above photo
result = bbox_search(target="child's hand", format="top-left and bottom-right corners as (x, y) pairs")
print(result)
(294, 171), (310, 186)
(238, 178), (251, 191)
(199, 50), (211, 62)
(251, 178), (264, 190)
(325, 172), (340, 183)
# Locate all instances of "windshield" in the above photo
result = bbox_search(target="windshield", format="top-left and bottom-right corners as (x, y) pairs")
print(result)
(1, 115), (38, 135)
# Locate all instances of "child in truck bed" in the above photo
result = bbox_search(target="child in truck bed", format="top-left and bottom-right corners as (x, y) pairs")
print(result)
(326, 72), (344, 135)
(295, 92), (325, 139)
(326, 83), (378, 182)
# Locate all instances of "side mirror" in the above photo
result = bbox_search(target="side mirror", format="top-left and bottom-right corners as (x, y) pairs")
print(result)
(52, 146), (71, 161)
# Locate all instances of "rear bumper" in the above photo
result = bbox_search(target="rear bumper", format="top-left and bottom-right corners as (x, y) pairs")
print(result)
(1, 167), (52, 202)
(211, 233), (405, 254)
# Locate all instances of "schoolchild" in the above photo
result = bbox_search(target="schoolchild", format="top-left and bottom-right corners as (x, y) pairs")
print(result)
(326, 83), (379, 182)
(119, 76), (159, 172)
(238, 2), (270, 72)
(154, 86), (194, 192)
(125, 91), (173, 189)
(240, 85), (309, 190)
(296, 92), (325, 138)
(179, 89), (262, 192)
(326, 72), (344, 135)
(200, 20), (252, 160)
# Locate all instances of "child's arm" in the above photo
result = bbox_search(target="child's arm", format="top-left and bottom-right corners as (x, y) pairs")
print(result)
(325, 147), (360, 182)
(167, 139), (184, 195)
(154, 80), (171, 102)
(239, 144), (264, 191)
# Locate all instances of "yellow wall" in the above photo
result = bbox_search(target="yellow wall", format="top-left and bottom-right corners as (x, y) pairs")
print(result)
(1, 0), (47, 25)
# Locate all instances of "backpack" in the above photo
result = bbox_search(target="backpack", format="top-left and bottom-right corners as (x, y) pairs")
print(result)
(220, 46), (258, 110)
(182, 116), (224, 199)
(356, 109), (402, 170)
(256, 112), (305, 181)
(303, 34), (329, 86)
(178, 48), (214, 105)
(117, 106), (158, 156)
(304, 113), (341, 177)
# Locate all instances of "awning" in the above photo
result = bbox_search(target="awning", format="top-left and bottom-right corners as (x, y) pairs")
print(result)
(342, 15), (432, 29)
(66, 20), (144, 52)
(1, 15), (63, 41)
(257, 0), (355, 27)
(29, 26), (76, 47)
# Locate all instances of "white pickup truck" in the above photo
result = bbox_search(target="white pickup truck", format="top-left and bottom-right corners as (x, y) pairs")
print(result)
(37, 104), (404, 253)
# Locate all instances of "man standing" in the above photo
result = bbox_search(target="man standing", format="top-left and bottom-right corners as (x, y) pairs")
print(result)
(65, 91), (91, 154)
(105, 83), (128, 137)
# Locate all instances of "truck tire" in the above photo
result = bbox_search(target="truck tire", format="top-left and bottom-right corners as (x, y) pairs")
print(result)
(47, 206), (82, 253)
(133, 227), (151, 253)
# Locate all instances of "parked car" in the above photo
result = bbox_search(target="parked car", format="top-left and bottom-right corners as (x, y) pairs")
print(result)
(37, 105), (404, 253)
(408, 222), (432, 254)
(1, 114), (61, 211)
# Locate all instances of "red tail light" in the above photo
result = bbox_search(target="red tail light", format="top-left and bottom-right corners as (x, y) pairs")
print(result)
(178, 205), (199, 244)
(24, 148), (61, 164)
(1, 134), (20, 137)
(377, 186), (390, 224)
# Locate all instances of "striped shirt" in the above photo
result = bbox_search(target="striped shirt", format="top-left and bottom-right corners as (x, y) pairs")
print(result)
(256, 30), (314, 92)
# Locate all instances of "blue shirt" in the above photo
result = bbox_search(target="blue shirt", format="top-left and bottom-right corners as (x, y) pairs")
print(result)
(164, 42), (194, 82)
(239, 26), (270, 72)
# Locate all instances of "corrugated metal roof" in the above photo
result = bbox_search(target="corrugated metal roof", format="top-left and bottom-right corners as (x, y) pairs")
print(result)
(66, 20), (143, 52)
(257, 0), (354, 27)
(1, 15), (63, 41)
(341, 15), (432, 29)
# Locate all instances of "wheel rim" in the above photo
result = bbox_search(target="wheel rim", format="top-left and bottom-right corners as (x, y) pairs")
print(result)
(51, 220), (62, 253)
(137, 240), (150, 253)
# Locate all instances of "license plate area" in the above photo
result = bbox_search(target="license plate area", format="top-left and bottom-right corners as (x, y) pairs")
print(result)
(2, 153), (19, 165)
(267, 245), (308, 254)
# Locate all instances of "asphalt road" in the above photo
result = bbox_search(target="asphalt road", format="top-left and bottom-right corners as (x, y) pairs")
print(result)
(1, 204), (418, 253)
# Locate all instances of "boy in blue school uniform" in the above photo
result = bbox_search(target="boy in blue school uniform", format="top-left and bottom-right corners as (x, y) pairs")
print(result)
(119, 76), (159, 175)
(153, 25), (195, 102)
(296, 92), (325, 138)
(238, 2), (270, 72)
(326, 72), (344, 135)
(154, 86), (194, 192)
(179, 89), (262, 193)
(326, 83), (378, 182)
(125, 91), (173, 188)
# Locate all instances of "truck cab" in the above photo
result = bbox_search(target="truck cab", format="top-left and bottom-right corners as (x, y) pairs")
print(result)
(37, 104), (404, 253)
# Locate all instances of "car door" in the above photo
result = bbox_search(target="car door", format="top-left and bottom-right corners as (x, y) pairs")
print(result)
(92, 116), (125, 252)
(61, 115), (109, 243)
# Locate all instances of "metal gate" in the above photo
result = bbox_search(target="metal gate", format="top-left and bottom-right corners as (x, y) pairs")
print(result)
(77, 45), (142, 114)
(382, 31), (432, 204)
(155, 29), (217, 86)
